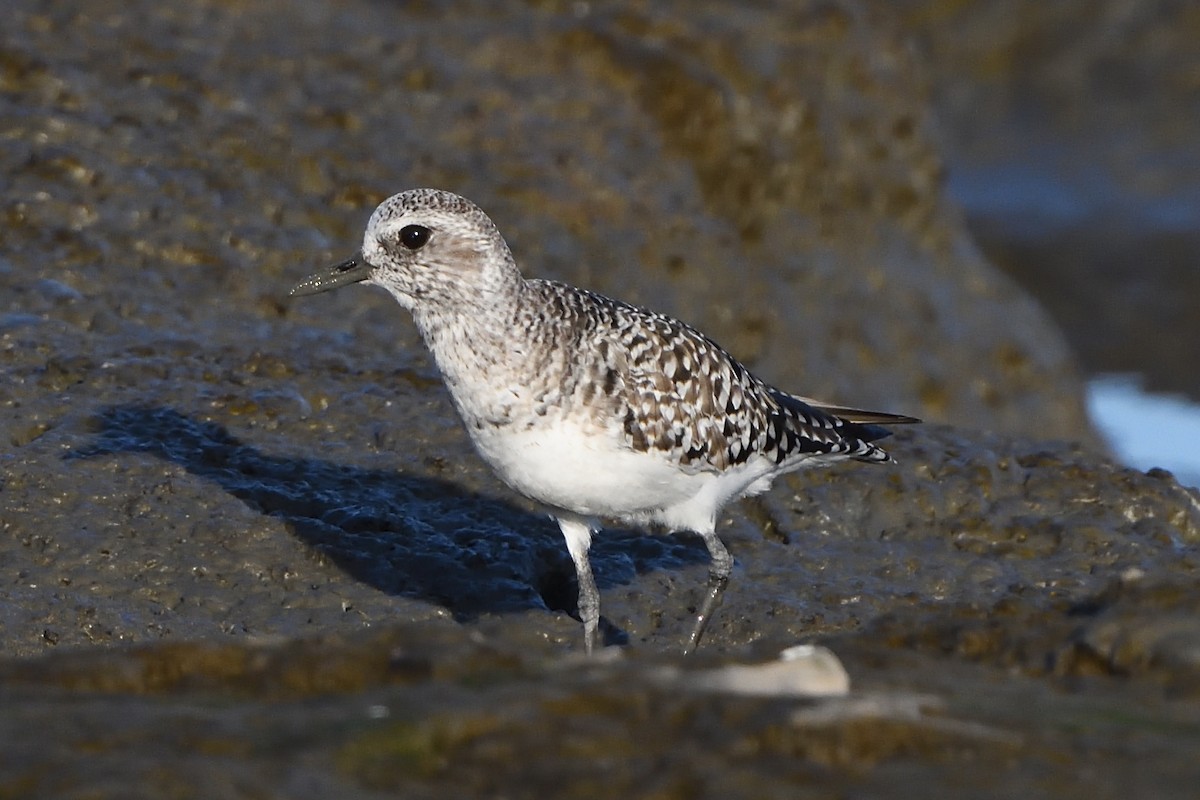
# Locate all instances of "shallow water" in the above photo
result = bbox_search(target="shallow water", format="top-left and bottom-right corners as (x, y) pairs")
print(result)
(1088, 375), (1200, 489)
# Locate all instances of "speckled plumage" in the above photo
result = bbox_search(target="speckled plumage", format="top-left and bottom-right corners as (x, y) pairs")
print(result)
(291, 188), (918, 654)
(521, 280), (896, 471)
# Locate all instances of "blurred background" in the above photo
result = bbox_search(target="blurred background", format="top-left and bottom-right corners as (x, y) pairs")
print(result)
(902, 2), (1200, 486)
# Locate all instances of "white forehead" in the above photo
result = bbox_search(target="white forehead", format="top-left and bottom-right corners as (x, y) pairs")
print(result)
(365, 188), (494, 238)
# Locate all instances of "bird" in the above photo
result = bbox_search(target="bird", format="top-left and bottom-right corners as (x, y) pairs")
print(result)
(290, 188), (918, 655)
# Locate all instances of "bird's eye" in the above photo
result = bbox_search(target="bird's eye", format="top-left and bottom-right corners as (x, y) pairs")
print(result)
(399, 224), (431, 250)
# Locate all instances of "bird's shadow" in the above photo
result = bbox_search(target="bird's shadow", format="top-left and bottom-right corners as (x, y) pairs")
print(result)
(66, 405), (708, 632)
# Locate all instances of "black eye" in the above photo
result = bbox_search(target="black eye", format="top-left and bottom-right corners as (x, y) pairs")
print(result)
(399, 224), (431, 250)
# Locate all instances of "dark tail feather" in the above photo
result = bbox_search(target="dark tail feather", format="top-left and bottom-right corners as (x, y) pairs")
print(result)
(774, 392), (920, 463)
(795, 398), (921, 427)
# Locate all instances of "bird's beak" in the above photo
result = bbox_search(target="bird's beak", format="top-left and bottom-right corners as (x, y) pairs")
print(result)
(289, 253), (373, 297)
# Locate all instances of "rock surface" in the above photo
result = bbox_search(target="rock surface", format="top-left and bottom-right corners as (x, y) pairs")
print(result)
(2, 1), (1198, 798)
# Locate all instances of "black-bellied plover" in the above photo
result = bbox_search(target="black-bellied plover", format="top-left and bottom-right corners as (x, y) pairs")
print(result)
(291, 189), (918, 654)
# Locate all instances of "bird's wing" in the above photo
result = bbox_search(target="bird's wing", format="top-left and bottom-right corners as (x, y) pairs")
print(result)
(586, 297), (912, 471)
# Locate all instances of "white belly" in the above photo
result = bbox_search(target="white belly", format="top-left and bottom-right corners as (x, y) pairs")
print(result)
(466, 416), (781, 530)
(468, 418), (700, 517)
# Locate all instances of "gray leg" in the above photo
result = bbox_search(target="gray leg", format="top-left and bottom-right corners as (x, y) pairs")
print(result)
(557, 515), (600, 655)
(684, 530), (733, 655)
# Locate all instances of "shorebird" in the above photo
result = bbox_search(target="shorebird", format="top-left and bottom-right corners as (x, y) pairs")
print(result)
(291, 189), (918, 654)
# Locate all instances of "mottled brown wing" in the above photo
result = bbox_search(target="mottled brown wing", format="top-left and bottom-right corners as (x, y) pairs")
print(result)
(598, 306), (886, 471)
(612, 314), (766, 471)
(560, 284), (908, 471)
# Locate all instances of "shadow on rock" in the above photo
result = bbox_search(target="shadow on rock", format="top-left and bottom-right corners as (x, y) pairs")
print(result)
(67, 405), (707, 632)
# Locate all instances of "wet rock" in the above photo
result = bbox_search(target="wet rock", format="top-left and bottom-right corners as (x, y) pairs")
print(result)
(1065, 577), (1200, 693)
(1, 1), (1197, 797)
(786, 691), (1023, 767)
(2, 629), (1195, 799)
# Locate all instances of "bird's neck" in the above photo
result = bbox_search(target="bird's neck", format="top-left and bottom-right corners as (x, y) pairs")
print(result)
(411, 278), (537, 408)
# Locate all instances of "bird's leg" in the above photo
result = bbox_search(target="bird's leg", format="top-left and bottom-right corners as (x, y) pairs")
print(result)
(574, 554), (600, 655)
(684, 531), (732, 655)
(558, 515), (600, 655)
